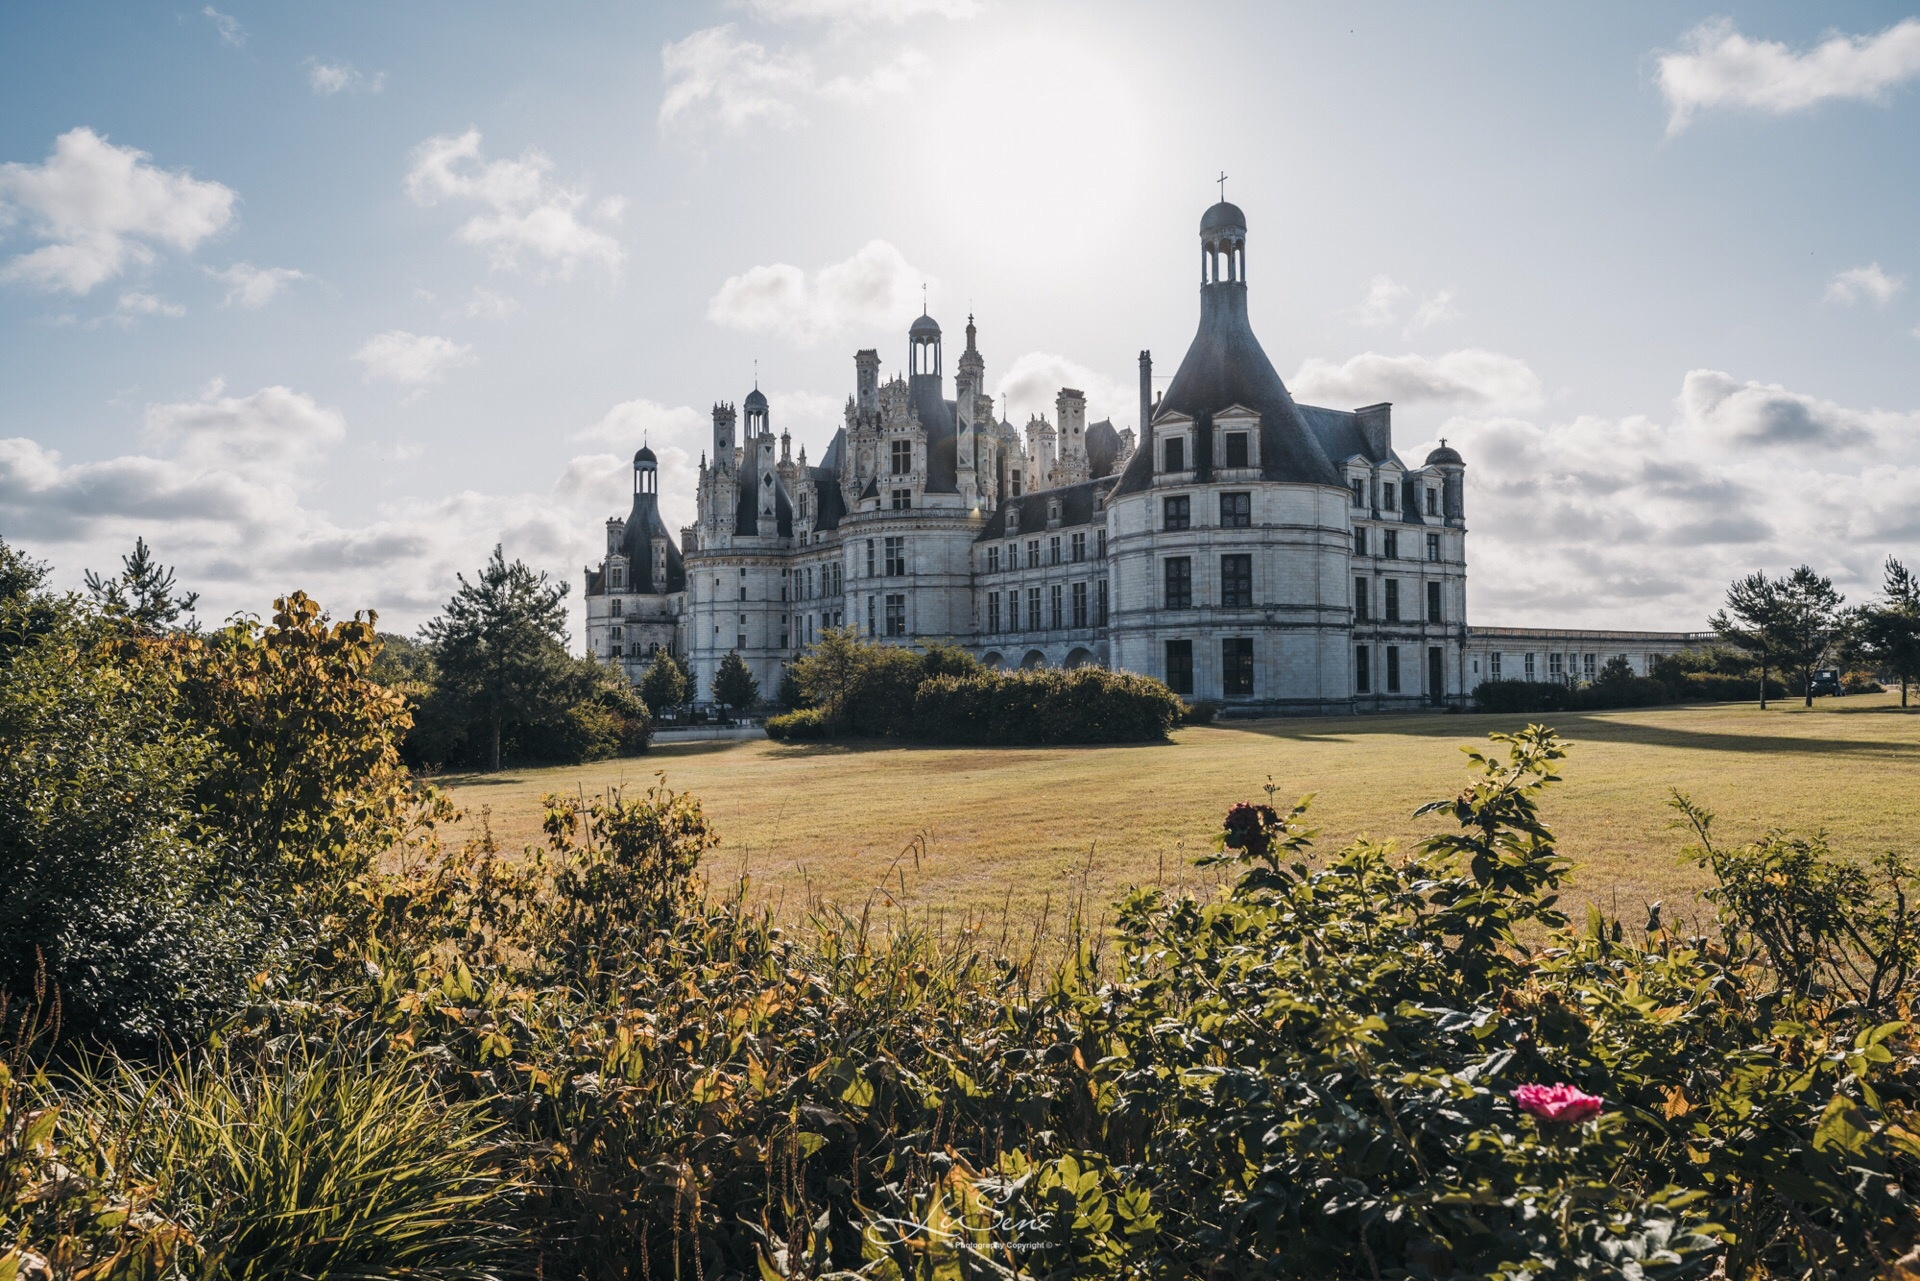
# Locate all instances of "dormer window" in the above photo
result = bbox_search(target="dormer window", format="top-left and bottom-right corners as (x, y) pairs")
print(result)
(1223, 431), (1249, 468)
(1047, 498), (1061, 524)
(1163, 436), (1185, 472)
(1350, 478), (1365, 508)
(609, 564), (625, 592)
(1426, 487), (1439, 516)
(1381, 481), (1397, 511)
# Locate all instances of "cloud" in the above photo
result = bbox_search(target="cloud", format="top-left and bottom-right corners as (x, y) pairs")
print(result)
(1407, 289), (1460, 332)
(115, 291), (184, 319)
(458, 287), (518, 320)
(203, 6), (245, 47)
(306, 59), (386, 96)
(1657, 17), (1920, 132)
(993, 352), (1137, 430)
(573, 398), (707, 448)
(145, 382), (346, 469)
(352, 331), (475, 386)
(707, 239), (926, 343)
(1677, 368), (1898, 447)
(0, 127), (237, 294)
(1824, 262), (1904, 306)
(405, 130), (624, 280)
(211, 261), (308, 308)
(659, 24), (930, 135)
(739, 0), (979, 23)
(1346, 275), (1408, 327)
(1290, 349), (1544, 411)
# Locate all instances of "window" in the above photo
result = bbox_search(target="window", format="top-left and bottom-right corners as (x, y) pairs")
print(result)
(1549, 653), (1564, 682)
(1384, 530), (1398, 559)
(738, 633), (747, 650)
(610, 643), (622, 657)
(1163, 435), (1185, 472)
(1049, 536), (1061, 565)
(1006, 542), (1017, 570)
(1010, 470), (1023, 497)
(1354, 576), (1370, 621)
(1220, 492), (1251, 528)
(780, 628), (788, 649)
(1350, 477), (1366, 508)
(1097, 579), (1109, 626)
(865, 539), (875, 577)
(1490, 652), (1503, 679)
(987, 545), (1000, 573)
(1223, 638), (1254, 695)
(611, 626), (623, 641)
(867, 595), (876, 636)
(1428, 647), (1444, 704)
(1071, 531), (1086, 561)
(1027, 540), (1040, 569)
(1050, 584), (1063, 629)
(885, 594), (907, 637)
(740, 582), (747, 600)
(1165, 639), (1193, 695)
(1356, 645), (1371, 693)
(1427, 580), (1442, 623)
(1354, 527), (1368, 556)
(1163, 495), (1191, 530)
(1027, 586), (1041, 628)
(1386, 645), (1402, 693)
(1223, 431), (1250, 468)
(1221, 553), (1253, 607)
(609, 564), (625, 592)
(988, 591), (1002, 632)
(890, 439), (911, 474)
(1524, 652), (1536, 681)
(1164, 557), (1192, 609)
(884, 536), (906, 576)
(1384, 579), (1401, 622)
(891, 488), (912, 510)
(611, 597), (623, 616)
(1583, 653), (1596, 682)
(1072, 581), (1088, 627)
(1426, 487), (1439, 516)
(1048, 499), (1061, 524)
(1007, 589), (1019, 630)
(1426, 532), (1441, 562)
(1097, 529), (1107, 558)
(1382, 481), (1396, 511)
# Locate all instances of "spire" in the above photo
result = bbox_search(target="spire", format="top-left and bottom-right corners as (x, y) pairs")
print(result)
(965, 312), (977, 355)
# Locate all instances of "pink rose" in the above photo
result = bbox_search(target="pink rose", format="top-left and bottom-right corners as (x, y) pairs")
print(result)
(1510, 1083), (1603, 1123)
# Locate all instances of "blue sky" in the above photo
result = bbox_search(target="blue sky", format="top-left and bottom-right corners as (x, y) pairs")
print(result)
(3, 1), (1918, 635)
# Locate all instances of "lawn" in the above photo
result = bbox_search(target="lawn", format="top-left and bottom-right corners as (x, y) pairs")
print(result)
(439, 694), (1920, 940)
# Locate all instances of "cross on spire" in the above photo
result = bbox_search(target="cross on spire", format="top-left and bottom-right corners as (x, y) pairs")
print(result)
(1217, 170), (1228, 200)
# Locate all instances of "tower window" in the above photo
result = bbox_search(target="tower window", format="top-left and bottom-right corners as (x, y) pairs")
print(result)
(1220, 492), (1251, 528)
(884, 536), (906, 576)
(1355, 645), (1371, 693)
(1386, 646), (1402, 693)
(1049, 536), (1061, 565)
(890, 439), (912, 474)
(1427, 487), (1439, 515)
(1382, 482), (1396, 511)
(1050, 584), (1063, 629)
(1223, 638), (1254, 696)
(1027, 586), (1041, 628)
(891, 488), (911, 510)
(1384, 530), (1398, 559)
(884, 594), (907, 637)
(1223, 431), (1249, 468)
(1384, 579), (1401, 622)
(1097, 530), (1107, 558)
(987, 546), (1000, 573)
(1163, 436), (1185, 472)
(611, 598), (623, 617)
(1027, 540), (1040, 568)
(988, 591), (1001, 632)
(1221, 554), (1253, 607)
(1010, 470), (1023, 496)
(1163, 495), (1191, 530)
(1426, 532), (1441, 562)
(1071, 531), (1086, 561)
(1354, 527), (1368, 556)
(1428, 581), (1443, 623)
(1072, 581), (1088, 627)
(1164, 557), (1192, 610)
(1007, 589), (1019, 630)
(1097, 579), (1109, 626)
(1165, 639), (1193, 695)
(866, 539), (875, 577)
(1350, 477), (1365, 508)
(1354, 576), (1370, 621)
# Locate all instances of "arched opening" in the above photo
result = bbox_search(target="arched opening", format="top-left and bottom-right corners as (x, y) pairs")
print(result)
(1065, 647), (1094, 669)
(1021, 650), (1047, 670)
(981, 651), (1004, 669)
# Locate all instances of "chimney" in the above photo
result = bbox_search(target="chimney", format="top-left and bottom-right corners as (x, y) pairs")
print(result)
(1138, 350), (1152, 434)
(1355, 403), (1392, 459)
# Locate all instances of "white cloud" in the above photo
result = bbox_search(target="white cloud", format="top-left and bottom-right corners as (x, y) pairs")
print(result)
(306, 59), (386, 96)
(0, 127), (237, 294)
(405, 130), (624, 281)
(659, 24), (930, 135)
(458, 287), (519, 320)
(145, 383), (346, 470)
(211, 261), (308, 308)
(739, 0), (979, 23)
(1346, 275), (1408, 327)
(203, 6), (245, 47)
(1407, 289), (1460, 332)
(1291, 349), (1544, 411)
(707, 239), (927, 343)
(573, 398), (707, 449)
(994, 352), (1136, 430)
(116, 291), (184, 319)
(1438, 370), (1920, 628)
(352, 331), (475, 386)
(1824, 262), (1904, 307)
(1657, 17), (1920, 133)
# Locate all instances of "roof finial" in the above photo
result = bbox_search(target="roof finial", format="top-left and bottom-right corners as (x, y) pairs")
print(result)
(753, 357), (758, 390)
(921, 282), (927, 315)
(1217, 170), (1228, 200)
(1439, 436), (1447, 447)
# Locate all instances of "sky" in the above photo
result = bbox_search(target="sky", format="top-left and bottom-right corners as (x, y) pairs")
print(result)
(3, 1), (1919, 639)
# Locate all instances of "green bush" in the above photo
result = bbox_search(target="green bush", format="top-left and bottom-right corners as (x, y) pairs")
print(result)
(1182, 697), (1219, 725)
(764, 706), (831, 741)
(911, 667), (1184, 744)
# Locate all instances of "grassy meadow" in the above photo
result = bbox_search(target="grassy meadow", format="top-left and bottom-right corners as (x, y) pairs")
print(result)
(440, 694), (1920, 938)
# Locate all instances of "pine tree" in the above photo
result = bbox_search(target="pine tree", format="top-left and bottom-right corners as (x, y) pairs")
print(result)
(1774, 566), (1846, 708)
(83, 536), (198, 633)
(1863, 556), (1920, 708)
(1711, 572), (1786, 710)
(423, 546), (572, 771)
(712, 650), (760, 719)
(641, 648), (690, 718)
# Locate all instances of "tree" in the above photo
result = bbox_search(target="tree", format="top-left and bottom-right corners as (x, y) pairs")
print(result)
(1862, 556), (1920, 708)
(789, 627), (869, 733)
(711, 650), (759, 719)
(1774, 566), (1846, 708)
(641, 648), (689, 718)
(423, 546), (573, 771)
(1712, 572), (1788, 709)
(83, 535), (198, 633)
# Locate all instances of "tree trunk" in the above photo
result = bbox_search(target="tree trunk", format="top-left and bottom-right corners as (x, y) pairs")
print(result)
(1804, 668), (1814, 708)
(1904, 676), (1910, 708)
(490, 709), (502, 772)
(1758, 661), (1768, 710)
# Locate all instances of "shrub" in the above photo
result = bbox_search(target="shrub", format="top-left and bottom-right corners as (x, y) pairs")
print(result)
(764, 706), (831, 741)
(911, 667), (1183, 744)
(1182, 697), (1220, 725)
(1472, 677), (1571, 713)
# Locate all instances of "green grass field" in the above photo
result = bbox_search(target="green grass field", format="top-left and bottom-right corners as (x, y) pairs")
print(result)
(440, 694), (1919, 938)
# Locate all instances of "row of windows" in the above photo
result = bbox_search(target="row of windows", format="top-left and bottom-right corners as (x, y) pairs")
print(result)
(1488, 652), (1646, 683)
(1355, 644), (1446, 698)
(1352, 576), (1446, 624)
(1163, 492), (1252, 531)
(985, 580), (1109, 632)
(1349, 476), (1441, 516)
(1162, 638), (1256, 696)
(1160, 429), (1252, 474)
(1355, 528), (1443, 561)
(986, 530), (1105, 573)
(1155, 553), (1259, 610)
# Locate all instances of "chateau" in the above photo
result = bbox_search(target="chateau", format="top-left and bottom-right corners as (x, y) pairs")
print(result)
(585, 200), (1702, 712)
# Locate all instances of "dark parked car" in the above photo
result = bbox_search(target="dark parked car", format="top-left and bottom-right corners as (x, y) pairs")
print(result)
(1809, 668), (1844, 697)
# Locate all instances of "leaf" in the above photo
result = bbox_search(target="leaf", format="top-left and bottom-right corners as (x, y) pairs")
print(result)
(1811, 1094), (1873, 1159)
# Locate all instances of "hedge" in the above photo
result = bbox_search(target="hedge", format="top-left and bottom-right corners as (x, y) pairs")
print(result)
(910, 667), (1184, 745)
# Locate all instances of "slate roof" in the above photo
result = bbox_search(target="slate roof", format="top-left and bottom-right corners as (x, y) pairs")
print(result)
(590, 485), (685, 596)
(909, 375), (961, 493)
(974, 476), (1116, 542)
(1086, 418), (1123, 478)
(734, 438), (794, 538)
